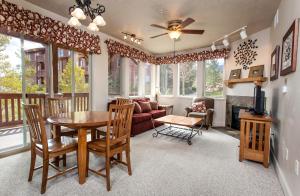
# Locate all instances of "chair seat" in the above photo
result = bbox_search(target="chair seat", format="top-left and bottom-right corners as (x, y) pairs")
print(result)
(36, 136), (77, 153)
(88, 139), (126, 152)
(188, 112), (207, 118)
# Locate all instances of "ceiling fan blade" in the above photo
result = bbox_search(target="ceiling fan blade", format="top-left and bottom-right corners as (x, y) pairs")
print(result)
(181, 18), (195, 28)
(150, 24), (168, 30)
(181, 29), (205, 34)
(150, 33), (168, 39)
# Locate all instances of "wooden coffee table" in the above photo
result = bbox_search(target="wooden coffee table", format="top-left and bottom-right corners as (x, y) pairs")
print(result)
(152, 115), (204, 145)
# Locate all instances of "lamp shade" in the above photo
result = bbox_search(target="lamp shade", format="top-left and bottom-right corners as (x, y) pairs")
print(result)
(211, 43), (216, 51)
(68, 16), (81, 27)
(222, 36), (230, 47)
(87, 22), (99, 31)
(93, 15), (106, 26)
(71, 8), (86, 20)
(240, 28), (248, 39)
(168, 31), (181, 40)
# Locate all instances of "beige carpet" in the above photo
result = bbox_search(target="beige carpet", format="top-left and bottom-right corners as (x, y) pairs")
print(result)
(0, 128), (283, 196)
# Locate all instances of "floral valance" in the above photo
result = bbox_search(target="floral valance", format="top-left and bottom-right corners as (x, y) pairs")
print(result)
(0, 0), (101, 54)
(105, 39), (230, 65)
(105, 39), (157, 64)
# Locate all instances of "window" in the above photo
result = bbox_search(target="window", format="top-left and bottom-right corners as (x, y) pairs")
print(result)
(128, 58), (139, 96)
(204, 58), (224, 97)
(179, 61), (197, 96)
(144, 63), (152, 95)
(108, 54), (121, 95)
(160, 64), (173, 95)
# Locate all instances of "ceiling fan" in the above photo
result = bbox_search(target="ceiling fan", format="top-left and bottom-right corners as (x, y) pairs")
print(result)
(150, 18), (204, 40)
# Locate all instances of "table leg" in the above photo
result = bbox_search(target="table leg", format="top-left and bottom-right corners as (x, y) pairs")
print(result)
(78, 128), (87, 184)
(91, 128), (96, 141)
(53, 125), (61, 167)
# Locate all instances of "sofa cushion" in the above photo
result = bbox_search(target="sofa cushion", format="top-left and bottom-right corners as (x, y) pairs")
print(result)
(133, 102), (142, 114)
(192, 101), (207, 113)
(188, 112), (207, 118)
(150, 110), (166, 119)
(150, 101), (158, 110)
(139, 101), (152, 113)
(132, 113), (152, 124)
(132, 98), (150, 103)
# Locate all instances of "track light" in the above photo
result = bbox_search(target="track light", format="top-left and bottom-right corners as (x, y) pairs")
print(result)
(240, 28), (247, 39)
(211, 43), (216, 51)
(223, 36), (230, 47)
(121, 32), (143, 45)
(124, 35), (127, 40)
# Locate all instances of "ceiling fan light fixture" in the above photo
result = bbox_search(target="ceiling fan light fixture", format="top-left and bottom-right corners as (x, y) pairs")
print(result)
(71, 8), (86, 20)
(68, 16), (81, 27)
(240, 28), (248, 39)
(123, 35), (127, 40)
(222, 36), (230, 47)
(168, 31), (181, 40)
(93, 15), (106, 26)
(211, 43), (216, 51)
(87, 22), (99, 32)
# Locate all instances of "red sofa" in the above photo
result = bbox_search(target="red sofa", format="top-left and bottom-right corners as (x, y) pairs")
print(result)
(107, 98), (166, 136)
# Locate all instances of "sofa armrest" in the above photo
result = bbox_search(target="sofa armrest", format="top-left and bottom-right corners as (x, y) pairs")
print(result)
(184, 107), (193, 117)
(206, 108), (214, 127)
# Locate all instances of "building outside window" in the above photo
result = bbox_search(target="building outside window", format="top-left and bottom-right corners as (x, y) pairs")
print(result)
(128, 58), (139, 96)
(204, 58), (224, 97)
(179, 61), (197, 96)
(159, 64), (173, 95)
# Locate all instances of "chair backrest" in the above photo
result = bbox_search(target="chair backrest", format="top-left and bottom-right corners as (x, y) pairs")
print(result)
(48, 97), (72, 117)
(106, 103), (134, 146)
(24, 104), (48, 151)
(192, 97), (214, 109)
(116, 98), (131, 105)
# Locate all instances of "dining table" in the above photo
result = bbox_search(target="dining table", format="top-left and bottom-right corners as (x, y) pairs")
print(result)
(47, 111), (110, 184)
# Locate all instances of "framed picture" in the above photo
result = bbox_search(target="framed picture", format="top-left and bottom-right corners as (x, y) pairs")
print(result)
(248, 65), (264, 78)
(229, 69), (241, 79)
(270, 46), (280, 81)
(281, 19), (299, 76)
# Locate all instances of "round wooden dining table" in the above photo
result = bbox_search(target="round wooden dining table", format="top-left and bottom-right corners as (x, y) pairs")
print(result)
(47, 111), (110, 185)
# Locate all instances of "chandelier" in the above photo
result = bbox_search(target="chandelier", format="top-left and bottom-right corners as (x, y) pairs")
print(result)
(68, 0), (106, 32)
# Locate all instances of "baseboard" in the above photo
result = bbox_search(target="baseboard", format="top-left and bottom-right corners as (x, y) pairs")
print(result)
(271, 151), (293, 196)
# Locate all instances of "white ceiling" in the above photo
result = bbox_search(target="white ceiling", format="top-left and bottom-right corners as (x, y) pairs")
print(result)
(25, 0), (281, 54)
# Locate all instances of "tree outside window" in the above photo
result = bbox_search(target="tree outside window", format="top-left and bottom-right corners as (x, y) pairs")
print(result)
(159, 64), (173, 95)
(128, 58), (139, 96)
(144, 63), (152, 95)
(108, 54), (121, 95)
(179, 62), (197, 96)
(204, 58), (224, 97)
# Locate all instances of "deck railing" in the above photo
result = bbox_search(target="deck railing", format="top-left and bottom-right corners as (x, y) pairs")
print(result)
(0, 93), (89, 128)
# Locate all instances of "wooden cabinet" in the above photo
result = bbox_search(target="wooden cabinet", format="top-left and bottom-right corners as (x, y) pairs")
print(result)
(239, 110), (272, 168)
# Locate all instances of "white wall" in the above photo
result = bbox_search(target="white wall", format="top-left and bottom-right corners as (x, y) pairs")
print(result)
(269, 0), (300, 195)
(224, 28), (272, 105)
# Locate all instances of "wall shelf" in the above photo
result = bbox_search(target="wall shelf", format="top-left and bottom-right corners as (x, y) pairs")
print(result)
(224, 77), (268, 88)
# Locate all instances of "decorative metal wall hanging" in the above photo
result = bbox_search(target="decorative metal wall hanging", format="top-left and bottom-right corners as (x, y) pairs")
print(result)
(234, 39), (258, 70)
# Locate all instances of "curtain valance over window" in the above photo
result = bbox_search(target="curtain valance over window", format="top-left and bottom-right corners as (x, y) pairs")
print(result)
(0, 0), (101, 54)
(105, 39), (230, 65)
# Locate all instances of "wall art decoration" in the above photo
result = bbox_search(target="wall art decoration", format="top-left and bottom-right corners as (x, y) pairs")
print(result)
(280, 19), (299, 76)
(270, 46), (280, 81)
(229, 69), (241, 80)
(248, 65), (264, 78)
(233, 39), (258, 70)
(0, 0), (101, 54)
(105, 39), (230, 65)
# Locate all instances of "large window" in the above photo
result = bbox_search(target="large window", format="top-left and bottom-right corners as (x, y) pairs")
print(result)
(128, 58), (139, 96)
(179, 62), (197, 96)
(160, 64), (173, 95)
(108, 54), (121, 95)
(204, 58), (224, 97)
(144, 63), (152, 95)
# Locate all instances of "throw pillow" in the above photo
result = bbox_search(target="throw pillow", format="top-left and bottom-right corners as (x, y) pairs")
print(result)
(150, 101), (159, 110)
(133, 102), (142, 114)
(191, 101), (207, 113)
(139, 101), (152, 113)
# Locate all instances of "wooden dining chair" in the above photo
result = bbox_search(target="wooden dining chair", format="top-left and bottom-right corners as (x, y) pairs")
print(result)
(48, 97), (77, 137)
(24, 104), (78, 194)
(87, 103), (134, 191)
